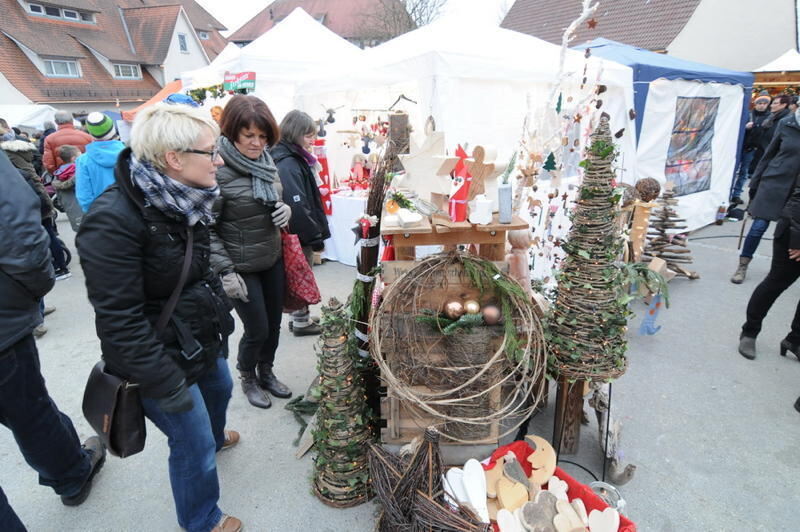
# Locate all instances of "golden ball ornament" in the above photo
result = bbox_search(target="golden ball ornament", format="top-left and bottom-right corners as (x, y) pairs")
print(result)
(481, 305), (501, 325)
(463, 300), (481, 315)
(443, 300), (465, 319)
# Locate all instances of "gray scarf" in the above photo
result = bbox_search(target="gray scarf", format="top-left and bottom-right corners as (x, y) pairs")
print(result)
(218, 135), (280, 205)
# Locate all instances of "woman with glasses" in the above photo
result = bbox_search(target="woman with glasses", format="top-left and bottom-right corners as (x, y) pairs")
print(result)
(77, 103), (241, 532)
(209, 94), (292, 409)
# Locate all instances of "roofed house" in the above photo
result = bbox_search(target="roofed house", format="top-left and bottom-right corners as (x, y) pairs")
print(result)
(501, 0), (795, 72)
(229, 0), (412, 49)
(0, 0), (228, 113)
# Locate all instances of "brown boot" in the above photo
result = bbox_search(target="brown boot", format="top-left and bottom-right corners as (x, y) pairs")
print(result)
(730, 256), (751, 284)
(211, 514), (242, 532)
(239, 370), (271, 409)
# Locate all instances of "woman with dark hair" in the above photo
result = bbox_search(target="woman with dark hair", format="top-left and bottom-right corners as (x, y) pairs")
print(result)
(210, 95), (292, 409)
(77, 103), (241, 532)
(272, 110), (330, 336)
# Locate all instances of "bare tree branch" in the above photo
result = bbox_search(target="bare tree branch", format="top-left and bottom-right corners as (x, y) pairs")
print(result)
(355, 0), (446, 44)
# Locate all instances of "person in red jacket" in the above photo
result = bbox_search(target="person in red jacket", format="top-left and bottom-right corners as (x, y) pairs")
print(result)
(42, 110), (92, 174)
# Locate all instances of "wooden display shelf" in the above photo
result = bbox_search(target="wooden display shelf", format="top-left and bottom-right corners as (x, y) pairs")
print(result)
(383, 214), (528, 261)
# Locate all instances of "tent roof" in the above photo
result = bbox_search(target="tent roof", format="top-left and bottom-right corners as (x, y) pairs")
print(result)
(121, 80), (183, 121)
(582, 38), (753, 86)
(754, 48), (800, 72)
(0, 104), (57, 130)
(300, 19), (633, 93)
(181, 8), (363, 89)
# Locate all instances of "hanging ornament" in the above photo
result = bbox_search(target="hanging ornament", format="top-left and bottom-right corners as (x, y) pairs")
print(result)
(325, 108), (336, 124)
(317, 119), (327, 137)
(463, 300), (481, 315)
(587, 18), (598, 29)
(443, 300), (465, 320)
(361, 136), (371, 155)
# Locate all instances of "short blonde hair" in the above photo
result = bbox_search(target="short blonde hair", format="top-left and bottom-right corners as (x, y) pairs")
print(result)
(130, 103), (219, 171)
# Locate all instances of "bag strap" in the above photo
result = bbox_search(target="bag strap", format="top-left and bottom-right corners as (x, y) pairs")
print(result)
(155, 225), (194, 335)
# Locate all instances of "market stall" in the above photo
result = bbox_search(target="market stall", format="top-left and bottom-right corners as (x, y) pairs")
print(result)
(583, 38), (754, 231)
(0, 104), (57, 130)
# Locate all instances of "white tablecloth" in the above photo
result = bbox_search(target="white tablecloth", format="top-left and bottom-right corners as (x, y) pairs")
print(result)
(322, 193), (368, 267)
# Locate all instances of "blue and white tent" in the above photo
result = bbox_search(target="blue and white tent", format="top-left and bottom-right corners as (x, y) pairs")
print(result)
(583, 38), (754, 230)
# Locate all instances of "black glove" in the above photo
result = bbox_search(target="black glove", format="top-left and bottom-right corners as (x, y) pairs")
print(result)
(749, 187), (757, 202)
(311, 241), (325, 252)
(157, 381), (194, 414)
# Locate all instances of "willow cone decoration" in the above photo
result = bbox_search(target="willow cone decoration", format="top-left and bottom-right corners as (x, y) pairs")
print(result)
(643, 185), (700, 280)
(312, 299), (371, 508)
(546, 115), (629, 381)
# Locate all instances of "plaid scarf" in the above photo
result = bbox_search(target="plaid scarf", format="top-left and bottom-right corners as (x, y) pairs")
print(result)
(129, 154), (219, 226)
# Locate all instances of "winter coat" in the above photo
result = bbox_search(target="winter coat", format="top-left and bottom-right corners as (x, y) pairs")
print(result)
(755, 107), (791, 153)
(209, 145), (284, 274)
(0, 150), (54, 353)
(43, 123), (92, 174)
(778, 177), (800, 249)
(1, 139), (53, 219)
(38, 127), (55, 154)
(743, 109), (770, 152)
(53, 163), (83, 231)
(75, 139), (125, 212)
(748, 114), (800, 221)
(271, 141), (330, 250)
(76, 148), (235, 400)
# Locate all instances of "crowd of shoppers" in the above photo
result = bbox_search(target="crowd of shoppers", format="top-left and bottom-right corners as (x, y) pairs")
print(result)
(0, 95), (328, 531)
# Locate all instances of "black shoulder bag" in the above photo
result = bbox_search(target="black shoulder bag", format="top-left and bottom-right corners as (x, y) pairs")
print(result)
(82, 226), (194, 458)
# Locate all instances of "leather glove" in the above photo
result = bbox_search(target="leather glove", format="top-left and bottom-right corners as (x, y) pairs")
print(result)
(272, 201), (291, 228)
(221, 272), (249, 302)
(311, 241), (325, 252)
(157, 382), (194, 414)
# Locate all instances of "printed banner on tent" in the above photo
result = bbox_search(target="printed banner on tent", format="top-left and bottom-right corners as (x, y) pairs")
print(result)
(666, 96), (720, 197)
(224, 71), (256, 91)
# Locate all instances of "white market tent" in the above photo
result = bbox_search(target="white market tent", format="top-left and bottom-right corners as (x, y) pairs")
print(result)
(0, 104), (57, 130)
(295, 18), (637, 182)
(181, 8), (365, 119)
(754, 49), (800, 72)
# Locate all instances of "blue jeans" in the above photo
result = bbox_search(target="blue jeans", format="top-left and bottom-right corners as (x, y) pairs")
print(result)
(731, 149), (756, 200)
(140, 357), (233, 532)
(741, 217), (770, 258)
(0, 334), (92, 530)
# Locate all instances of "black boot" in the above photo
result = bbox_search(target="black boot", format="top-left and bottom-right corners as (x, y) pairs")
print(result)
(257, 363), (292, 398)
(795, 396), (800, 414)
(240, 370), (271, 408)
(738, 333), (757, 360)
(780, 339), (800, 361)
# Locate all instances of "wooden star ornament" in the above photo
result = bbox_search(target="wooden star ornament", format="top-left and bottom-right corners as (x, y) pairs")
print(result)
(587, 18), (598, 29)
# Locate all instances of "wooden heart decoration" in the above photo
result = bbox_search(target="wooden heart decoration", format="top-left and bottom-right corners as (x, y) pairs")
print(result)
(519, 490), (558, 532)
(553, 499), (585, 532)
(462, 459), (489, 523)
(503, 453), (529, 486)
(444, 467), (469, 505)
(496, 476), (528, 512)
(588, 508), (620, 532)
(497, 508), (525, 532)
(571, 498), (589, 526)
(548, 476), (569, 501)
(485, 456), (505, 498)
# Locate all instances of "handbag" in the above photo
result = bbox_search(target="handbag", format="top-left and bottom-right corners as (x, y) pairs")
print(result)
(281, 228), (321, 312)
(82, 226), (194, 458)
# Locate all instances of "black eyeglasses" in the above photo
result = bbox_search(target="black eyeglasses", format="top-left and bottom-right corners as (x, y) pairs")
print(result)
(182, 147), (220, 160)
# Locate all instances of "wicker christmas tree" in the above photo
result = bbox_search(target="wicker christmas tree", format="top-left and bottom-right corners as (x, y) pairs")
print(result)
(643, 184), (699, 280)
(546, 115), (629, 381)
(312, 298), (371, 508)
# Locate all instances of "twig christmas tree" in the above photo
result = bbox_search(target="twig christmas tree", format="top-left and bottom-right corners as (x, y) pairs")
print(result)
(643, 184), (699, 280)
(546, 115), (629, 381)
(312, 298), (371, 508)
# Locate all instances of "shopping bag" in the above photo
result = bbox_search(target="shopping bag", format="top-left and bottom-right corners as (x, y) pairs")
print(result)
(281, 229), (321, 312)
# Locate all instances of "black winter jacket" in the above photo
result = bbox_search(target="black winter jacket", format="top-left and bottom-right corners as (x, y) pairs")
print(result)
(271, 141), (330, 250)
(743, 109), (770, 152)
(77, 148), (234, 399)
(210, 145), (283, 274)
(756, 107), (791, 153)
(748, 114), (800, 221)
(777, 180), (800, 249)
(0, 150), (54, 352)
